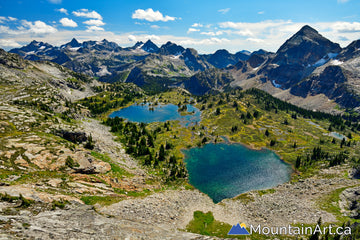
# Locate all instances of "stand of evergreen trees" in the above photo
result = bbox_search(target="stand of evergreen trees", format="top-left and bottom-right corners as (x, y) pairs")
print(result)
(244, 88), (346, 125)
(295, 146), (349, 168)
(81, 83), (143, 115)
(104, 117), (187, 181)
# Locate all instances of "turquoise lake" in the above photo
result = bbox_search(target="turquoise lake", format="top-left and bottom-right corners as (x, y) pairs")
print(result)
(183, 143), (292, 203)
(109, 103), (201, 125)
(110, 103), (292, 203)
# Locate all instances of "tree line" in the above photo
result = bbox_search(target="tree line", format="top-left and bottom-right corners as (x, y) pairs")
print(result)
(104, 117), (187, 181)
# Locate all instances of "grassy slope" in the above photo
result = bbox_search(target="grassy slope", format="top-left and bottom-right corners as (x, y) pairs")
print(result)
(76, 88), (360, 239)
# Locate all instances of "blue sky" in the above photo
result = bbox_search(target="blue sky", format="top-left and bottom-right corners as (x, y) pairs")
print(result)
(0, 0), (360, 53)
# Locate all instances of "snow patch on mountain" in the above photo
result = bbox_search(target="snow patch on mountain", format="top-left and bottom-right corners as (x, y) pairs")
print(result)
(136, 43), (144, 49)
(314, 58), (327, 67)
(313, 52), (339, 67)
(272, 80), (282, 88)
(69, 47), (81, 51)
(174, 51), (183, 56)
(97, 66), (111, 77)
(330, 60), (343, 66)
(171, 55), (180, 60)
(25, 51), (35, 56)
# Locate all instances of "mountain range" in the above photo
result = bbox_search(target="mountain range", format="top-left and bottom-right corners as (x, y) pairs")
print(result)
(229, 25), (360, 113)
(9, 25), (360, 113)
(10, 38), (249, 80)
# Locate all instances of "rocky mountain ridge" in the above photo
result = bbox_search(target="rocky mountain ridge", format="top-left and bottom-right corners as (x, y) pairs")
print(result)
(2, 46), (360, 239)
(9, 24), (360, 113)
(230, 25), (360, 113)
(10, 38), (248, 84)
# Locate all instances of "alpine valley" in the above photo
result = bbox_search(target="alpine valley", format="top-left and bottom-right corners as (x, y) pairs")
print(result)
(1, 25), (360, 240)
(9, 25), (360, 114)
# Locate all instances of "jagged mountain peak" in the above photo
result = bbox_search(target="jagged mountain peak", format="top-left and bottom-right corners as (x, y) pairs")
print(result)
(29, 40), (40, 45)
(133, 41), (144, 49)
(68, 38), (81, 47)
(28, 40), (52, 47)
(9, 40), (54, 56)
(0, 47), (27, 69)
(237, 50), (251, 56)
(141, 39), (159, 53)
(70, 38), (79, 44)
(144, 39), (155, 44)
(184, 48), (198, 56)
(60, 38), (81, 49)
(214, 49), (230, 55)
(346, 39), (360, 49)
(277, 25), (340, 53)
(338, 39), (360, 61)
(159, 41), (185, 56)
(252, 49), (270, 55)
(297, 25), (319, 36)
(163, 41), (173, 46)
(275, 25), (341, 65)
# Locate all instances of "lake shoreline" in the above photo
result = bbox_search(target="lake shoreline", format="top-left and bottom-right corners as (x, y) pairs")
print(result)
(182, 141), (293, 203)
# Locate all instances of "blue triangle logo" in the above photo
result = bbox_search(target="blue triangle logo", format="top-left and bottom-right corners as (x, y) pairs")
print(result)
(228, 223), (250, 235)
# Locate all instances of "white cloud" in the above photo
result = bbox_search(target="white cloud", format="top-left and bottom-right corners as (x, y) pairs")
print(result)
(246, 38), (264, 43)
(48, 0), (62, 4)
(338, 0), (350, 3)
(219, 20), (293, 31)
(192, 23), (203, 28)
(187, 28), (200, 34)
(233, 29), (254, 37)
(180, 37), (230, 46)
(132, 8), (176, 22)
(22, 20), (57, 34)
(331, 21), (360, 33)
(60, 18), (78, 28)
(83, 19), (105, 26)
(0, 39), (21, 48)
(85, 26), (104, 32)
(73, 9), (102, 20)
(151, 25), (160, 29)
(57, 8), (68, 15)
(0, 26), (21, 35)
(144, 34), (160, 41)
(2, 17), (360, 54)
(0, 16), (17, 23)
(128, 35), (137, 42)
(258, 11), (265, 15)
(219, 20), (297, 38)
(200, 31), (223, 36)
(218, 8), (230, 14)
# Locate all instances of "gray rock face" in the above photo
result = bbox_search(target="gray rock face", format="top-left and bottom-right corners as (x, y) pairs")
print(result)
(8, 38), (246, 94)
(340, 186), (360, 219)
(1, 203), (214, 240)
(141, 40), (160, 53)
(0, 48), (27, 69)
(337, 39), (360, 61)
(204, 49), (250, 69)
(274, 25), (341, 65)
(267, 25), (342, 88)
(349, 167), (360, 179)
(181, 48), (209, 71)
(184, 68), (234, 95)
(55, 130), (88, 144)
(230, 25), (360, 113)
(158, 41), (185, 56)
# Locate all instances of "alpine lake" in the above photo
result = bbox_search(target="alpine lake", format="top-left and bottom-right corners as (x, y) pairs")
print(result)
(110, 103), (292, 203)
